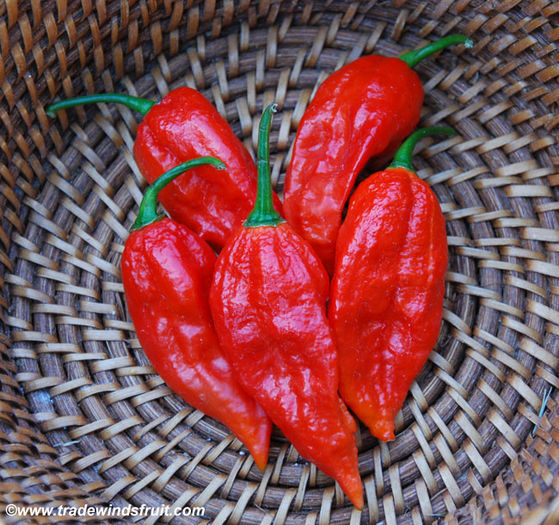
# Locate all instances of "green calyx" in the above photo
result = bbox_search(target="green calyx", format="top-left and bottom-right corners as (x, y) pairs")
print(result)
(46, 93), (155, 118)
(131, 157), (226, 232)
(389, 126), (455, 173)
(244, 104), (284, 228)
(399, 34), (474, 69)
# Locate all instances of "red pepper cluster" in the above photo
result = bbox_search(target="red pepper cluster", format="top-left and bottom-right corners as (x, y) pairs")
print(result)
(48, 34), (472, 509)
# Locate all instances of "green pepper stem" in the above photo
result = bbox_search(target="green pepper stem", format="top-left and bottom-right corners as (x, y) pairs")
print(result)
(46, 93), (155, 118)
(244, 104), (284, 228)
(399, 34), (473, 68)
(389, 126), (455, 172)
(131, 157), (226, 231)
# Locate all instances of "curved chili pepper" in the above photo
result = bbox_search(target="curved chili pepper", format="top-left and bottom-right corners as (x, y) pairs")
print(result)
(121, 157), (271, 469)
(47, 87), (282, 249)
(329, 127), (453, 442)
(209, 106), (363, 508)
(283, 35), (472, 274)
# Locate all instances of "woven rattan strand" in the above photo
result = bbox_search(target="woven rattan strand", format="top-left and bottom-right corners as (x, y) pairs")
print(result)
(1, 1), (558, 524)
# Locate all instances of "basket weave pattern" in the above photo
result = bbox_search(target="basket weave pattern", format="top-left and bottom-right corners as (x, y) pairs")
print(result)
(1, 1), (559, 523)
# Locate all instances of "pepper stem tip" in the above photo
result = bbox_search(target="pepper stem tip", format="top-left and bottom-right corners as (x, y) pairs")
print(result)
(400, 34), (473, 68)
(131, 156), (226, 232)
(389, 126), (455, 173)
(46, 93), (155, 117)
(244, 104), (284, 228)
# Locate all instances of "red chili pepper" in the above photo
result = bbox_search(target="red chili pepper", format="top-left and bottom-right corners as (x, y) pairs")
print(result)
(329, 127), (453, 442)
(210, 106), (363, 508)
(47, 87), (282, 250)
(283, 35), (472, 274)
(121, 157), (271, 469)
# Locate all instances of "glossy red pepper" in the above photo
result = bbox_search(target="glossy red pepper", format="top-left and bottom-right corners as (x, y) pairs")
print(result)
(283, 35), (472, 274)
(47, 87), (282, 250)
(210, 106), (363, 508)
(329, 127), (453, 442)
(121, 158), (271, 469)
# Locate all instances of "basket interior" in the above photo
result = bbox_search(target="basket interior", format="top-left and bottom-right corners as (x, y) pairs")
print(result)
(1, 1), (559, 523)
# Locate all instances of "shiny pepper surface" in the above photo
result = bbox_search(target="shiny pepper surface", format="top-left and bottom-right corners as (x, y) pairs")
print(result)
(210, 106), (363, 508)
(47, 87), (282, 250)
(133, 87), (283, 248)
(329, 128), (452, 442)
(121, 159), (271, 469)
(283, 35), (472, 274)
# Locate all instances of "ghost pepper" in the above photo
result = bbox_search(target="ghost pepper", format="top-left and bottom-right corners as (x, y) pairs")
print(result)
(121, 157), (271, 468)
(47, 87), (282, 249)
(329, 127), (453, 442)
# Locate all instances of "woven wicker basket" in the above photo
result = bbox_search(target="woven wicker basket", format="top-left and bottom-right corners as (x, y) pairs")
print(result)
(1, 1), (559, 523)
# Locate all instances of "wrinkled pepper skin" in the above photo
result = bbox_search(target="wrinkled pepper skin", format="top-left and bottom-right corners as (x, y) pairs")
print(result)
(122, 219), (271, 468)
(121, 159), (272, 470)
(283, 35), (471, 274)
(211, 223), (363, 507)
(329, 167), (448, 442)
(47, 87), (282, 250)
(283, 57), (422, 273)
(209, 106), (363, 509)
(134, 87), (282, 249)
